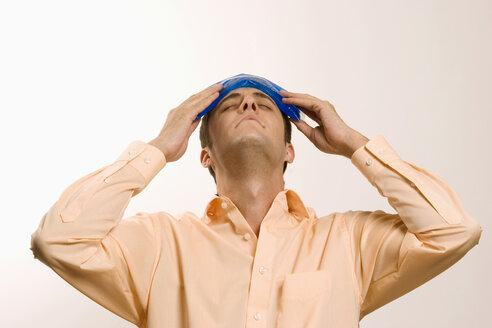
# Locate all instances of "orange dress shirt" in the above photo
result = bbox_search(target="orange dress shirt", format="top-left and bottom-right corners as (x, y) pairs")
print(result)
(30, 135), (483, 328)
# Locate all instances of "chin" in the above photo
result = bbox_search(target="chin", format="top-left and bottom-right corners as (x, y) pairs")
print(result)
(233, 133), (271, 148)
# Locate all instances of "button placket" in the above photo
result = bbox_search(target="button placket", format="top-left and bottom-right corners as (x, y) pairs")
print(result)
(105, 143), (147, 183)
(100, 160), (127, 183)
(245, 222), (276, 327)
(117, 143), (146, 162)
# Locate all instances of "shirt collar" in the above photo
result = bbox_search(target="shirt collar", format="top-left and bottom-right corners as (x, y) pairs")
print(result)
(202, 188), (311, 224)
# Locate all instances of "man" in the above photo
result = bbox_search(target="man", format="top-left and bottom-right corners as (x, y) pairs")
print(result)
(31, 74), (483, 328)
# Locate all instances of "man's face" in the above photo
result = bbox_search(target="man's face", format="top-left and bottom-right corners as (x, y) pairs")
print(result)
(203, 87), (294, 171)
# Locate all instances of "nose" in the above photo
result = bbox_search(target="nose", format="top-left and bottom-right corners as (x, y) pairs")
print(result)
(239, 96), (258, 113)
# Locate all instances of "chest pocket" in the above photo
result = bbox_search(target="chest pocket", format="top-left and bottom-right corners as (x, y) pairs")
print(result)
(276, 269), (331, 327)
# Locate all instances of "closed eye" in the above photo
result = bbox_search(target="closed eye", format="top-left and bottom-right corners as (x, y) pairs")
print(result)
(222, 104), (271, 111)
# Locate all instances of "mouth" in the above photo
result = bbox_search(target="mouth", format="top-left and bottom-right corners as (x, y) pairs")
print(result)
(236, 115), (265, 128)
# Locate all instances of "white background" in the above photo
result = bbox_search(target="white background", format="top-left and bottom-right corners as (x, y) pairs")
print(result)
(1, 0), (490, 327)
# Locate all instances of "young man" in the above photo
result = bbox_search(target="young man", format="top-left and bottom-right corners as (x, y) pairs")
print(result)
(31, 74), (482, 328)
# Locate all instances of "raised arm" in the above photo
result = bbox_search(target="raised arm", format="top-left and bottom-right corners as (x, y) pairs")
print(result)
(279, 89), (483, 321)
(346, 135), (483, 320)
(30, 141), (167, 326)
(30, 82), (224, 326)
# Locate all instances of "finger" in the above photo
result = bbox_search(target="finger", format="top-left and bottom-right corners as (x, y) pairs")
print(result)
(189, 116), (201, 135)
(192, 83), (223, 99)
(193, 91), (220, 105)
(281, 97), (322, 114)
(299, 107), (322, 125)
(205, 83), (223, 91)
(290, 118), (314, 142)
(279, 90), (318, 100)
(204, 82), (223, 90)
(190, 91), (220, 120)
(282, 97), (323, 124)
(279, 90), (308, 97)
(198, 84), (222, 98)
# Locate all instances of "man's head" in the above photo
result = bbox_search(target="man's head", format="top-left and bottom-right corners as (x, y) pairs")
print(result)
(199, 87), (294, 185)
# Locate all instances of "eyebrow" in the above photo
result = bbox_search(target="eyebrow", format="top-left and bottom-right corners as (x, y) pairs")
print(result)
(217, 91), (276, 108)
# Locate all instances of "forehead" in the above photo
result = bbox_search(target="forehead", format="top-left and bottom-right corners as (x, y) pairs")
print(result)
(230, 87), (266, 95)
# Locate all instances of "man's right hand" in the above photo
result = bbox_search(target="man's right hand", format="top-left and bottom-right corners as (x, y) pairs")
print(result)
(148, 83), (223, 163)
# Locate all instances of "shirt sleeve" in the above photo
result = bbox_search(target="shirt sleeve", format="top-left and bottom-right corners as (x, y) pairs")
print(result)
(344, 135), (483, 320)
(30, 140), (167, 327)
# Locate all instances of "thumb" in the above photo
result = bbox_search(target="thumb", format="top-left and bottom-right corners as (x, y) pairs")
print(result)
(188, 118), (201, 136)
(290, 118), (313, 141)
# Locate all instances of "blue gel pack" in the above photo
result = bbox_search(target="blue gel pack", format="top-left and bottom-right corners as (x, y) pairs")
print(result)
(194, 73), (300, 122)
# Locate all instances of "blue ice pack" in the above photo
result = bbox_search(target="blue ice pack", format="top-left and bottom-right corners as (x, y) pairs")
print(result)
(194, 73), (300, 122)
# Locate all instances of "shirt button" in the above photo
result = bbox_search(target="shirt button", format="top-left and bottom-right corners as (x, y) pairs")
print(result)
(221, 201), (227, 209)
(365, 158), (373, 166)
(410, 182), (416, 187)
(144, 158), (151, 164)
(243, 233), (251, 241)
(259, 266), (267, 274)
(207, 212), (214, 216)
(104, 178), (109, 183)
(254, 312), (261, 321)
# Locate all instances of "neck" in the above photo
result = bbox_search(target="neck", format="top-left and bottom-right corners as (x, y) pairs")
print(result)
(215, 153), (285, 237)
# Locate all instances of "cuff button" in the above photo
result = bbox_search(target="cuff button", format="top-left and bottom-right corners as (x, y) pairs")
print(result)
(365, 158), (373, 166)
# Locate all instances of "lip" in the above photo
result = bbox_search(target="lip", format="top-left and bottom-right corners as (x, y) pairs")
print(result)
(236, 115), (265, 128)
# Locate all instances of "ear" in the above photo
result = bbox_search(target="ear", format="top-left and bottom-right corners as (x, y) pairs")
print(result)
(284, 142), (295, 164)
(200, 147), (213, 168)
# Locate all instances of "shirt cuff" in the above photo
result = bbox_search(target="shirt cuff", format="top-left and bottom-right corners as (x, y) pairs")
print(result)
(350, 135), (398, 186)
(115, 140), (167, 185)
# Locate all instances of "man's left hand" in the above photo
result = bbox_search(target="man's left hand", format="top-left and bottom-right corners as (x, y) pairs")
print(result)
(280, 90), (369, 158)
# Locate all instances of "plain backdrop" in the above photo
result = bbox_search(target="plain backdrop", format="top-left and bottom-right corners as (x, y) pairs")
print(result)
(1, 0), (490, 327)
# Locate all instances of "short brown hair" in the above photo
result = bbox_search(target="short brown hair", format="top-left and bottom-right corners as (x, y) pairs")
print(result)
(199, 107), (292, 184)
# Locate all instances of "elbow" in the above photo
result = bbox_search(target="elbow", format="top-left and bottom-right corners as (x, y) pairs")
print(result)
(467, 223), (483, 248)
(30, 210), (55, 262)
(453, 222), (484, 254)
(30, 228), (54, 265)
(428, 221), (484, 256)
(30, 232), (46, 262)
